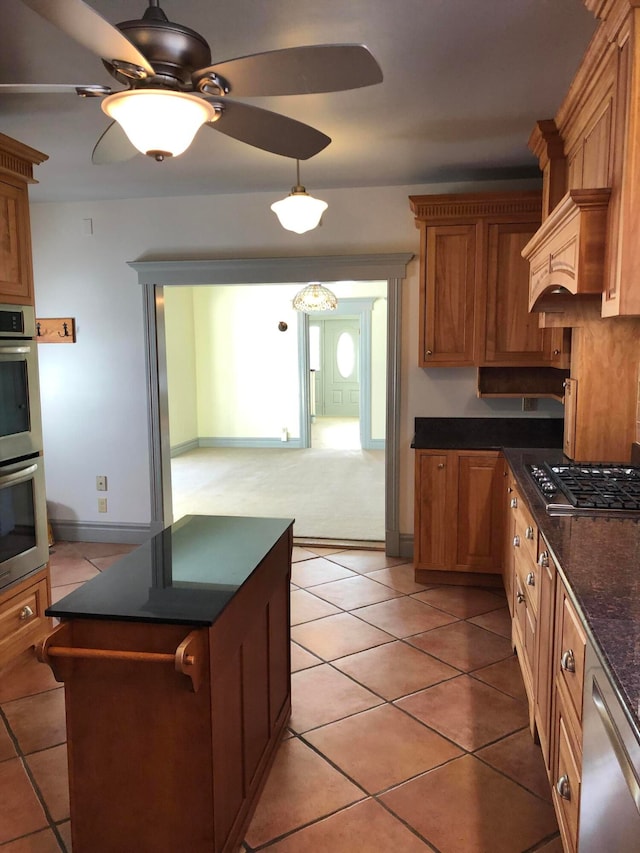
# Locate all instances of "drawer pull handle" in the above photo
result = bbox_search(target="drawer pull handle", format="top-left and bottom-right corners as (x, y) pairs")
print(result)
(507, 486), (513, 493)
(525, 526), (535, 540)
(426, 349), (433, 356)
(561, 649), (576, 673)
(513, 535), (520, 547)
(556, 775), (571, 801)
(538, 551), (549, 568)
(526, 571), (535, 587)
(516, 591), (526, 605)
(510, 498), (518, 508)
(553, 349), (561, 356)
(19, 605), (34, 621)
(437, 463), (445, 469)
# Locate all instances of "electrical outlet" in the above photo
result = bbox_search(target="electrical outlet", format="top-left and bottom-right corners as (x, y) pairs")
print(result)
(96, 475), (107, 491)
(98, 497), (108, 513)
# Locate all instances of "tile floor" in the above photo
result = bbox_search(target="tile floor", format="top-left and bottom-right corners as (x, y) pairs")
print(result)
(0, 541), (562, 852)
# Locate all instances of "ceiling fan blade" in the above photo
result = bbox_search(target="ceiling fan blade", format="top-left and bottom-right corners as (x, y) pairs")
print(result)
(206, 98), (330, 159)
(20, 0), (154, 76)
(0, 83), (111, 95)
(92, 121), (137, 165)
(195, 44), (382, 97)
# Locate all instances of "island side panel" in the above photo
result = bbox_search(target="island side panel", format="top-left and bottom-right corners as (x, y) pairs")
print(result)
(209, 525), (293, 852)
(57, 620), (215, 852)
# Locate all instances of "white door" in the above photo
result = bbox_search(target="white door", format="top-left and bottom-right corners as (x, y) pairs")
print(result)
(316, 317), (360, 417)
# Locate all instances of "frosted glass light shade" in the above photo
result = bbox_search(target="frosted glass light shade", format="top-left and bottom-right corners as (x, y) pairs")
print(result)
(292, 283), (338, 312)
(102, 90), (215, 159)
(271, 190), (328, 234)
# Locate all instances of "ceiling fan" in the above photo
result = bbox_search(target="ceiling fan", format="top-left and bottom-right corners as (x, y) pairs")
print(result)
(2, 0), (383, 163)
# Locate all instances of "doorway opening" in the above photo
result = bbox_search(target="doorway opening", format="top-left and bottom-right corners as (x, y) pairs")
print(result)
(131, 253), (412, 555)
(164, 283), (386, 543)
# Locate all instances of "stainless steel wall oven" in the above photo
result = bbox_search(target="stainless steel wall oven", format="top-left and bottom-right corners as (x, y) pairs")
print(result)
(0, 303), (48, 591)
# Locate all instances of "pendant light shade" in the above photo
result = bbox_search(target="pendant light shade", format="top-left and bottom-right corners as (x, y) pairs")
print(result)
(292, 283), (338, 313)
(102, 90), (216, 161)
(271, 160), (328, 234)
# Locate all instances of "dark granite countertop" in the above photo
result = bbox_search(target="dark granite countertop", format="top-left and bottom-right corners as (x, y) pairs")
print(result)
(503, 448), (640, 742)
(46, 515), (294, 626)
(412, 417), (564, 450)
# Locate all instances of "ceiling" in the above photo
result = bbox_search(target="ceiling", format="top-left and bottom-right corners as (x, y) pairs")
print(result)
(0, 0), (597, 203)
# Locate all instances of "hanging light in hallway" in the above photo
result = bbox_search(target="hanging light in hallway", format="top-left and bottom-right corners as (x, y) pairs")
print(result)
(292, 282), (338, 313)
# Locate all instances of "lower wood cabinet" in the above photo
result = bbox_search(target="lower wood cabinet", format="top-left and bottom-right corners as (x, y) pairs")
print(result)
(0, 565), (51, 669)
(414, 449), (505, 584)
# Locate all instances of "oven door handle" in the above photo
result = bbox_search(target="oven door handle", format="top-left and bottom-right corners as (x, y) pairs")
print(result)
(0, 462), (38, 487)
(0, 345), (32, 355)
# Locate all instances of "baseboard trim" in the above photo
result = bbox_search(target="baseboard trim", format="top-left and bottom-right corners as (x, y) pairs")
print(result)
(50, 520), (152, 545)
(362, 439), (386, 451)
(170, 439), (199, 458)
(199, 437), (304, 449)
(414, 567), (503, 588)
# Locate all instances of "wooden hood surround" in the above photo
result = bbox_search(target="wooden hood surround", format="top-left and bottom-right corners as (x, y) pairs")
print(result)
(524, 0), (640, 462)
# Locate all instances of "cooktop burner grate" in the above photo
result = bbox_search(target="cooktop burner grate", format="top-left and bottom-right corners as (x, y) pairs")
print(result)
(527, 462), (640, 514)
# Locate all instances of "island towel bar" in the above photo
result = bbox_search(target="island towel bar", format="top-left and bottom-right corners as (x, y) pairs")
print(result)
(37, 625), (206, 691)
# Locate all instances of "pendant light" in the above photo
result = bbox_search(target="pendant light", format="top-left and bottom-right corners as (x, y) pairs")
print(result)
(292, 282), (338, 313)
(102, 90), (217, 161)
(270, 160), (328, 234)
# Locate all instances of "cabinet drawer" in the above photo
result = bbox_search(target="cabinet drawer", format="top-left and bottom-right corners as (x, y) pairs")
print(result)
(553, 710), (581, 853)
(556, 584), (586, 726)
(0, 577), (49, 663)
(511, 495), (538, 567)
(514, 548), (539, 615)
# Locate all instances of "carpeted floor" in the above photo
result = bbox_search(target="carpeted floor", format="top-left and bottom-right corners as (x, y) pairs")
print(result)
(170, 421), (385, 542)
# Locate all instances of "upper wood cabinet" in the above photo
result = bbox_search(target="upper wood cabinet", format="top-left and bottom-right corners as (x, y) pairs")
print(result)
(410, 191), (565, 370)
(0, 133), (47, 306)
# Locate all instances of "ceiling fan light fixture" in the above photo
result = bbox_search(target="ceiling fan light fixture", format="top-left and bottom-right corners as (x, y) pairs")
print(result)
(292, 283), (338, 313)
(270, 160), (328, 234)
(101, 89), (215, 160)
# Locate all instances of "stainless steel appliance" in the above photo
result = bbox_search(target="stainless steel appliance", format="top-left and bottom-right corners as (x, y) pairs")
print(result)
(579, 640), (640, 852)
(0, 454), (48, 590)
(527, 462), (640, 516)
(0, 303), (43, 462)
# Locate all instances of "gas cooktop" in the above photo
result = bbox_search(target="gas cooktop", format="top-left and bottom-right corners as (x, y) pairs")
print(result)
(527, 462), (640, 516)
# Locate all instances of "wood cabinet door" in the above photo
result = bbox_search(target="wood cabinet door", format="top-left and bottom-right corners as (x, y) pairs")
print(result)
(414, 450), (454, 569)
(535, 546), (557, 775)
(0, 177), (34, 305)
(420, 224), (476, 367)
(563, 377), (577, 460)
(455, 452), (505, 573)
(481, 221), (550, 365)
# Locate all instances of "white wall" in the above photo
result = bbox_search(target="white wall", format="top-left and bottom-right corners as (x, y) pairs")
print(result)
(30, 177), (559, 539)
(164, 287), (198, 448)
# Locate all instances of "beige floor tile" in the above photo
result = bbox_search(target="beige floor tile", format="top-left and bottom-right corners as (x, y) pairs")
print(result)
(305, 704), (462, 794)
(0, 758), (48, 844)
(0, 650), (60, 704)
(26, 745), (70, 823)
(476, 728), (552, 801)
(3, 688), (66, 755)
(291, 612), (393, 661)
(57, 821), (72, 852)
(50, 583), (84, 605)
(70, 542), (135, 560)
(333, 641), (459, 700)
(412, 586), (506, 618)
(309, 575), (401, 609)
(261, 798), (434, 852)
(352, 596), (458, 638)
(381, 754), (557, 853)
(290, 642), (322, 673)
(244, 739), (364, 848)
(468, 606), (512, 638)
(88, 555), (127, 571)
(326, 551), (409, 574)
(407, 620), (513, 672)
(0, 716), (17, 761)
(0, 828), (63, 852)
(291, 558), (357, 588)
(471, 655), (527, 701)
(366, 565), (432, 595)
(292, 546), (323, 562)
(290, 664), (383, 732)
(290, 589), (341, 625)
(396, 674), (528, 751)
(48, 555), (99, 588)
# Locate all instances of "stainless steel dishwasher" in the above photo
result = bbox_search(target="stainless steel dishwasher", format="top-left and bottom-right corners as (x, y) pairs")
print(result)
(579, 640), (640, 852)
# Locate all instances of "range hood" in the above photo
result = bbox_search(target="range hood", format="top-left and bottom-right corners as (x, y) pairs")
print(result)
(521, 188), (611, 313)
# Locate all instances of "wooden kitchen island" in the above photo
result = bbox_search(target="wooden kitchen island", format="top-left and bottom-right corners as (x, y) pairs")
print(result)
(38, 515), (294, 853)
